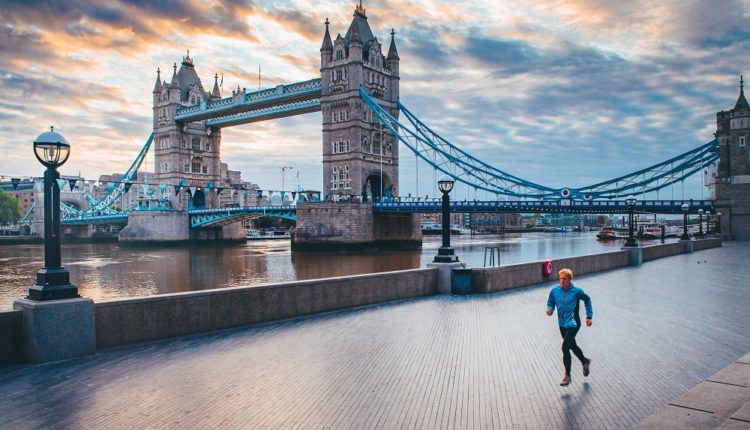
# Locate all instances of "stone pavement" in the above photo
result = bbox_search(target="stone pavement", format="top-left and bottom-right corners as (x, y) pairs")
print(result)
(0, 242), (748, 429)
(634, 351), (750, 429)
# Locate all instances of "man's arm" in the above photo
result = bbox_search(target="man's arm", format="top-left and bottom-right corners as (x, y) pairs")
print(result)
(546, 290), (555, 316)
(580, 290), (593, 326)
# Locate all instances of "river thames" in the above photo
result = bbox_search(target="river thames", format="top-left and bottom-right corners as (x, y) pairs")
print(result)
(0, 233), (670, 310)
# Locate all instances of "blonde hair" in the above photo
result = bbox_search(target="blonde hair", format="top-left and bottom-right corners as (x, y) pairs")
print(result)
(558, 268), (573, 279)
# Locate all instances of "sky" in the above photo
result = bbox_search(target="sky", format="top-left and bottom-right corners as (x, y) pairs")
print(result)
(1, 0), (748, 200)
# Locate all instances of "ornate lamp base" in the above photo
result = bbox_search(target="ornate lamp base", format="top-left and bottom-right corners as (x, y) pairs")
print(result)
(28, 268), (79, 301)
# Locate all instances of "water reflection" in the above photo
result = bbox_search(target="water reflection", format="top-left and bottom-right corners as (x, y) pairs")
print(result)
(0, 233), (672, 310)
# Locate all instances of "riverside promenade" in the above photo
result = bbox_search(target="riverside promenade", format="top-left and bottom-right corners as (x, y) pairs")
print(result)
(1, 242), (748, 429)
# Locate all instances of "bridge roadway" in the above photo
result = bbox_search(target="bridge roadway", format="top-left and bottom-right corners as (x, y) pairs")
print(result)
(1, 242), (747, 429)
(57, 198), (716, 227)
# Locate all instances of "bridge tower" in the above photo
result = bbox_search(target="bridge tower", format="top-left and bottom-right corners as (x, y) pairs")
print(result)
(713, 76), (750, 239)
(320, 3), (400, 200)
(152, 52), (222, 210)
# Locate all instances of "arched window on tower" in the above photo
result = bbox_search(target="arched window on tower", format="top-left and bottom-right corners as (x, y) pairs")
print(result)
(192, 138), (201, 151)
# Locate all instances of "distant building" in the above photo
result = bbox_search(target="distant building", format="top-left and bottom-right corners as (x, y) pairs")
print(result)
(712, 76), (750, 239)
(0, 178), (35, 219)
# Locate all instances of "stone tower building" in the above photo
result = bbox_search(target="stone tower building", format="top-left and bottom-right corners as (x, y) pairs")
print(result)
(320, 3), (400, 199)
(152, 52), (223, 210)
(713, 76), (750, 239)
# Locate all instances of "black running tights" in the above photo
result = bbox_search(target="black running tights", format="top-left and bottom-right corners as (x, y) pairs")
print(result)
(559, 326), (587, 376)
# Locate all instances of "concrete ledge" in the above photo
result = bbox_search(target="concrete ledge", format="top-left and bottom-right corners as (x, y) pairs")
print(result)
(0, 310), (22, 363)
(95, 268), (438, 349)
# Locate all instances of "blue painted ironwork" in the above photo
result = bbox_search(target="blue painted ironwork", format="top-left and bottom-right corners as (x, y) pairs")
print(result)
(62, 214), (128, 224)
(175, 79), (321, 124)
(360, 88), (720, 200)
(374, 199), (715, 215)
(189, 206), (297, 228)
(571, 140), (719, 198)
(85, 194), (120, 215)
(60, 202), (83, 218)
(19, 202), (35, 224)
(84, 134), (154, 216)
(205, 98), (321, 128)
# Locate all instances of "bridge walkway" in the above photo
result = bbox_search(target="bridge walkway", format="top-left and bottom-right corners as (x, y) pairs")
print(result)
(0, 243), (748, 429)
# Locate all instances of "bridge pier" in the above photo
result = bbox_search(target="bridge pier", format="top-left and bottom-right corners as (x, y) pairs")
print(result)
(119, 210), (245, 244)
(189, 221), (245, 242)
(119, 210), (190, 244)
(292, 202), (421, 251)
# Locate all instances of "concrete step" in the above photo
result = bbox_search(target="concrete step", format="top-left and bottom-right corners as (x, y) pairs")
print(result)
(634, 352), (750, 429)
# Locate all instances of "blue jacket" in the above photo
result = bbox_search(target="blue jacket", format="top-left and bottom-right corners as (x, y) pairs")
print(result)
(547, 283), (593, 328)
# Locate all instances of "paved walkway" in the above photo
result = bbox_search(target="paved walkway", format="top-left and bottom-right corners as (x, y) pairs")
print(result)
(1, 242), (749, 429)
(635, 351), (750, 429)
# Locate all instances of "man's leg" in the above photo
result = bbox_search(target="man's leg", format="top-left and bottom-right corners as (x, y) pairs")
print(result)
(564, 326), (591, 376)
(559, 327), (572, 377)
(567, 327), (587, 364)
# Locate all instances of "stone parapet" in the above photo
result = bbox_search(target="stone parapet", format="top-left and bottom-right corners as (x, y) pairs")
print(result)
(94, 268), (438, 349)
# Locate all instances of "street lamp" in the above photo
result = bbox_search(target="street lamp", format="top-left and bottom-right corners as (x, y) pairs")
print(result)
(29, 126), (79, 301)
(705, 211), (711, 234)
(697, 208), (704, 237)
(716, 212), (722, 236)
(624, 195), (638, 247)
(434, 175), (458, 262)
(681, 203), (690, 240)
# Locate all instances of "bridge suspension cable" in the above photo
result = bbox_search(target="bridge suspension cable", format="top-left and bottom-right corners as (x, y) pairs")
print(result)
(360, 87), (720, 200)
(83, 134), (154, 216)
(360, 88), (557, 198)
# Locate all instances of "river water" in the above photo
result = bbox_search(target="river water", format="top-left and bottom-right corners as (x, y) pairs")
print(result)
(0, 233), (670, 310)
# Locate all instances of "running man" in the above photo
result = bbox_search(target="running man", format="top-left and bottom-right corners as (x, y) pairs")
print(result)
(546, 268), (593, 386)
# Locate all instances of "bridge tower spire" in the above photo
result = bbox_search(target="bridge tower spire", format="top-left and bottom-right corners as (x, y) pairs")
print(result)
(153, 53), (222, 210)
(712, 74), (750, 239)
(320, 4), (400, 200)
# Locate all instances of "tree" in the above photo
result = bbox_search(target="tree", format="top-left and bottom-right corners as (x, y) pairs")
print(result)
(0, 189), (21, 224)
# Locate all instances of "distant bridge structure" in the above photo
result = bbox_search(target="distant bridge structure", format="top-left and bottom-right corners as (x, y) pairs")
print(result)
(18, 3), (748, 241)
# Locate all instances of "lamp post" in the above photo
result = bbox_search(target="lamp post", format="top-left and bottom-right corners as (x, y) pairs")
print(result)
(681, 203), (690, 240)
(705, 211), (711, 234)
(716, 212), (722, 236)
(433, 175), (458, 262)
(697, 208), (704, 237)
(29, 126), (79, 301)
(624, 195), (638, 247)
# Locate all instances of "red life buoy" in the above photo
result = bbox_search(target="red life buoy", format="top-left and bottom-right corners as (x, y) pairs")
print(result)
(543, 260), (554, 276)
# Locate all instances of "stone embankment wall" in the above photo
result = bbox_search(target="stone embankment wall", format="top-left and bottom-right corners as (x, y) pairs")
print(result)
(94, 268), (437, 349)
(471, 250), (631, 294)
(0, 238), (722, 364)
(470, 238), (721, 294)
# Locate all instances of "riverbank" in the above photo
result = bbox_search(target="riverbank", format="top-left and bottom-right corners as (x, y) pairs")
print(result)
(0, 235), (118, 245)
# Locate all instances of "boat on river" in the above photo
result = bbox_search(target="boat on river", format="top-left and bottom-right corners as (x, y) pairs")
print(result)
(245, 229), (291, 240)
(596, 227), (629, 240)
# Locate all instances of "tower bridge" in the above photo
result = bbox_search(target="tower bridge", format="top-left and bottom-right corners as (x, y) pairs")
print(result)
(17, 2), (750, 243)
